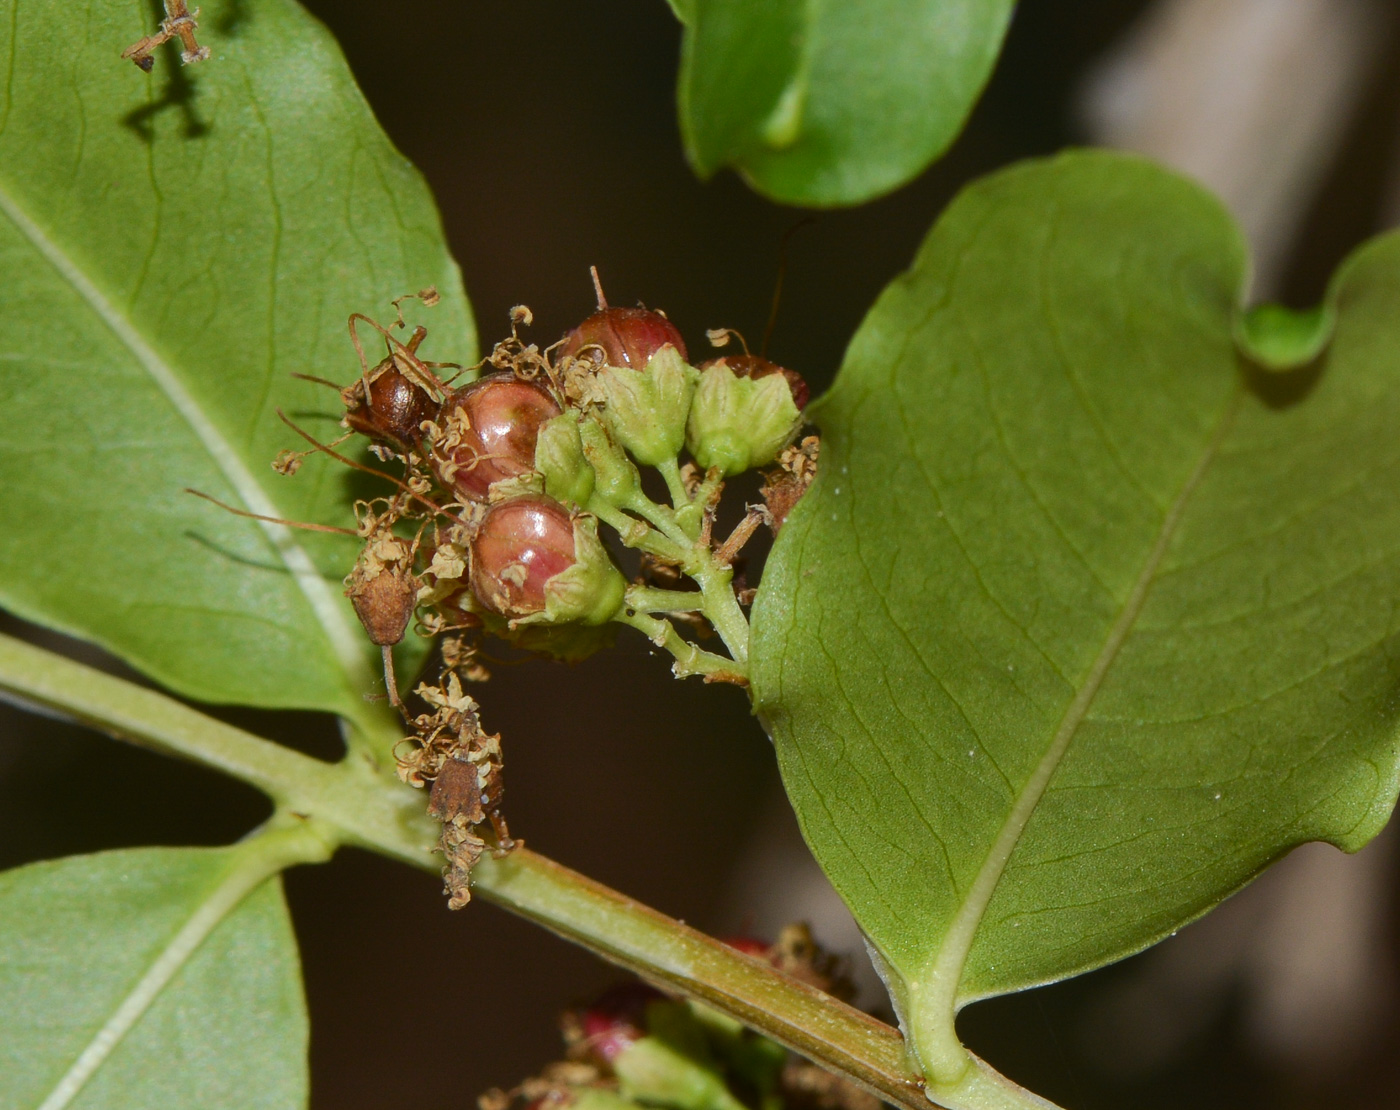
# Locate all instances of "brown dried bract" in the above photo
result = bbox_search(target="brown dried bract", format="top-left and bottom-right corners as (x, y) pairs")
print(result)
(345, 526), (418, 647)
(480, 1060), (609, 1110)
(396, 672), (515, 908)
(121, 0), (209, 70)
(761, 435), (820, 533)
(769, 922), (853, 1000)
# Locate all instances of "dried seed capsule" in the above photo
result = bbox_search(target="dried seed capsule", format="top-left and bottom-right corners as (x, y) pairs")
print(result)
(561, 306), (688, 369)
(685, 356), (804, 476)
(433, 374), (562, 502)
(470, 496), (625, 626)
(345, 365), (437, 450)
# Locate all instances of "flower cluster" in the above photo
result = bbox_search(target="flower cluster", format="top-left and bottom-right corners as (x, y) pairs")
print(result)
(279, 280), (819, 904)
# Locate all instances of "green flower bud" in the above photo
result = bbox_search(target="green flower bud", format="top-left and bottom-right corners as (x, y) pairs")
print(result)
(613, 1038), (747, 1110)
(535, 412), (595, 508)
(686, 359), (801, 477)
(598, 345), (698, 466)
(578, 415), (641, 506)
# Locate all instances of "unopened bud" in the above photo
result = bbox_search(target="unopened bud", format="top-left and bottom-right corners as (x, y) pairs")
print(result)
(345, 367), (436, 450)
(686, 358), (802, 476)
(535, 413), (596, 508)
(597, 346), (698, 467)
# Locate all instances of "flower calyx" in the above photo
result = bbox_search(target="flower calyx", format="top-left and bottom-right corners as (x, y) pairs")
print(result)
(470, 496), (626, 628)
(687, 355), (804, 477)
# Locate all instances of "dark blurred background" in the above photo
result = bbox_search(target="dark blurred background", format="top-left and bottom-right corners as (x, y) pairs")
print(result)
(5, 2), (1400, 1107)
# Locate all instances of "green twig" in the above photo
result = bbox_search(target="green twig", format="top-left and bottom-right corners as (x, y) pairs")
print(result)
(625, 585), (704, 614)
(0, 631), (963, 1109)
(655, 456), (693, 509)
(690, 556), (750, 665)
(614, 610), (747, 681)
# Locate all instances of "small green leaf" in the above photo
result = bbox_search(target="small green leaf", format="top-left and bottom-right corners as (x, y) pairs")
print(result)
(1234, 302), (1336, 370)
(751, 151), (1400, 1093)
(677, 0), (1015, 207)
(0, 0), (473, 720)
(0, 847), (307, 1109)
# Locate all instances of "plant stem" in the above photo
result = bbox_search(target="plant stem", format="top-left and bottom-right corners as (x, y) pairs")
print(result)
(0, 632), (438, 867)
(0, 632), (964, 1107)
(656, 456), (692, 509)
(625, 585), (704, 613)
(473, 849), (927, 1109)
(614, 610), (746, 681)
(588, 497), (691, 564)
(622, 490), (694, 549)
(690, 556), (750, 665)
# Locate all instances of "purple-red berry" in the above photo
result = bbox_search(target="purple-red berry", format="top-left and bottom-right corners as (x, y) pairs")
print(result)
(578, 983), (664, 1064)
(434, 373), (562, 502)
(470, 496), (578, 619)
(561, 307), (688, 370)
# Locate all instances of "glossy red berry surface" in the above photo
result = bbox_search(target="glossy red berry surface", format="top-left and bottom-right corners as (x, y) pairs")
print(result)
(703, 354), (809, 411)
(561, 306), (687, 370)
(435, 373), (561, 502)
(470, 496), (577, 618)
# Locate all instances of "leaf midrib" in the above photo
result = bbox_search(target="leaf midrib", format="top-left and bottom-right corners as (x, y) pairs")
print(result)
(0, 176), (372, 698)
(912, 385), (1246, 1067)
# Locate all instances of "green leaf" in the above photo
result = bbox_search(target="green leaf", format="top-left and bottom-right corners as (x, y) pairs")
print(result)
(0, 0), (474, 721)
(1234, 302), (1336, 370)
(0, 847), (307, 1109)
(751, 151), (1400, 1093)
(677, 0), (1015, 207)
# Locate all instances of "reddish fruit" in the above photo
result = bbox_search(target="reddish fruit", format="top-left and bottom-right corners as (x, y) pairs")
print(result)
(579, 982), (663, 1064)
(721, 935), (772, 959)
(435, 374), (561, 502)
(702, 354), (809, 411)
(345, 366), (436, 449)
(561, 307), (687, 370)
(470, 496), (577, 619)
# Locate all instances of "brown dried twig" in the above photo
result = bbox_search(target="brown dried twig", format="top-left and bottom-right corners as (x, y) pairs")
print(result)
(121, 0), (210, 72)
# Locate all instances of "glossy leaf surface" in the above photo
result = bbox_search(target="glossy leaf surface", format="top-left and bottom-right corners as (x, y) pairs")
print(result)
(0, 847), (306, 1109)
(677, 0), (1014, 207)
(0, 0), (473, 719)
(752, 151), (1400, 1079)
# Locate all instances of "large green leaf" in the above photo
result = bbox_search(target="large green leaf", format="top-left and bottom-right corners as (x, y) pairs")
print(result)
(751, 151), (1400, 1090)
(0, 847), (306, 1109)
(676, 0), (1014, 207)
(0, 0), (473, 720)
